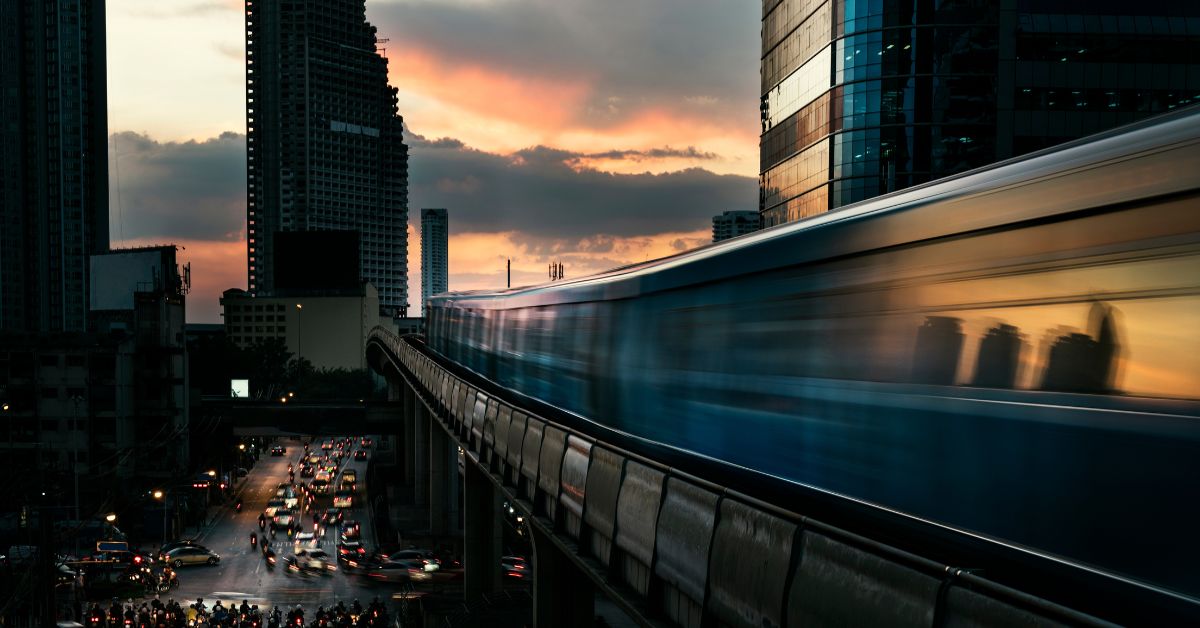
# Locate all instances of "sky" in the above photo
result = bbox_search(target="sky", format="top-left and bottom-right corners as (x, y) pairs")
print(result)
(105, 0), (760, 322)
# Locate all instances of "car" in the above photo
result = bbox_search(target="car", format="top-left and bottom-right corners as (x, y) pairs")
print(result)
(271, 445), (285, 456)
(385, 549), (440, 571)
(354, 449), (368, 461)
(290, 548), (335, 573)
(332, 490), (353, 508)
(339, 520), (361, 542)
(300, 465), (315, 478)
(163, 546), (220, 567)
(366, 561), (428, 583)
(272, 511), (300, 531)
(310, 478), (330, 494)
(501, 555), (529, 579)
(342, 469), (358, 484)
(360, 437), (373, 448)
(293, 532), (318, 549)
(321, 508), (343, 525)
(157, 539), (204, 558)
(336, 541), (368, 568)
(321, 440), (334, 451)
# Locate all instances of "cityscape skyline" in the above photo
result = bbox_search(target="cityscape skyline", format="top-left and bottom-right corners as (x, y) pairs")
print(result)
(103, 0), (760, 323)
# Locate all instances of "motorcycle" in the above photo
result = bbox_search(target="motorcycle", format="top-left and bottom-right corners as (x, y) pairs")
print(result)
(236, 500), (243, 513)
(251, 532), (258, 548)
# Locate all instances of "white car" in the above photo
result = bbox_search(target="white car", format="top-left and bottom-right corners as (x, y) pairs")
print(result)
(291, 548), (335, 572)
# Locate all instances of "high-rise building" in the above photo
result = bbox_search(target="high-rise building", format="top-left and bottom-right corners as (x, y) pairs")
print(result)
(712, 210), (762, 242)
(421, 208), (448, 310)
(0, 0), (109, 331)
(245, 0), (409, 316)
(759, 1), (1200, 228)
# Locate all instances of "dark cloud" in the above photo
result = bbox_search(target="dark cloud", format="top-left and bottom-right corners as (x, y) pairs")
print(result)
(368, 0), (758, 125)
(406, 127), (757, 240)
(109, 131), (245, 243)
(584, 147), (719, 162)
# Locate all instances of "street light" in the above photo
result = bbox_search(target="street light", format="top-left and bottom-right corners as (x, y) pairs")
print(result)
(105, 513), (117, 523)
(238, 443), (246, 451)
(152, 490), (168, 547)
(295, 303), (303, 368)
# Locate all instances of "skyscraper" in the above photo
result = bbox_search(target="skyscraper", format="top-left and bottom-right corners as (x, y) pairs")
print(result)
(760, 1), (1200, 227)
(712, 210), (762, 242)
(421, 208), (448, 311)
(245, 0), (409, 316)
(0, 0), (109, 332)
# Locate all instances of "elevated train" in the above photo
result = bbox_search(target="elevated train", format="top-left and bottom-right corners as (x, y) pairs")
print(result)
(426, 106), (1200, 600)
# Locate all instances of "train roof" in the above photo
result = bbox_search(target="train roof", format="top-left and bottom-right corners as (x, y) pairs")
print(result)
(432, 105), (1200, 311)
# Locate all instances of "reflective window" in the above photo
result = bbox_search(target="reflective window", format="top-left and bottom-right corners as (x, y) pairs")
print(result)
(760, 138), (830, 211)
(763, 0), (829, 57)
(760, 91), (835, 172)
(762, 1), (831, 93)
(762, 46), (832, 129)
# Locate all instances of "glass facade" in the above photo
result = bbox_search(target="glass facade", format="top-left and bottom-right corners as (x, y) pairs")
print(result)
(760, 0), (1200, 227)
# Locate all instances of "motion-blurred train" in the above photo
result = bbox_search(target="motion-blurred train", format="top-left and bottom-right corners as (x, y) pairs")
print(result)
(426, 106), (1200, 599)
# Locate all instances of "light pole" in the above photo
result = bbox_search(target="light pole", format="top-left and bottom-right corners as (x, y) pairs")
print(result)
(295, 303), (303, 364)
(152, 490), (167, 548)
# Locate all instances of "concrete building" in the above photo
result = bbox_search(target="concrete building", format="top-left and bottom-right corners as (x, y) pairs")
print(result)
(220, 284), (391, 370)
(0, 0), (109, 331)
(759, 0), (1200, 227)
(245, 0), (409, 317)
(421, 208), (449, 311)
(0, 247), (189, 513)
(712, 210), (762, 242)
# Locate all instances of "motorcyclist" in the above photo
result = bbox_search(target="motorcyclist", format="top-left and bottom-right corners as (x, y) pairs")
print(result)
(212, 600), (228, 623)
(259, 513), (267, 530)
(251, 531), (258, 547)
(350, 600), (362, 616)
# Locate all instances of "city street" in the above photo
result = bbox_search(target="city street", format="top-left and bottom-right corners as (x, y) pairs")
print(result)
(156, 439), (392, 611)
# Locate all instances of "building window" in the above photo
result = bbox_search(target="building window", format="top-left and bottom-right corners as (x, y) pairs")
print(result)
(39, 355), (59, 368)
(66, 355), (86, 368)
(41, 387), (59, 399)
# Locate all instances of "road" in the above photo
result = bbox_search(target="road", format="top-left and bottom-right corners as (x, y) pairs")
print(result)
(158, 438), (393, 612)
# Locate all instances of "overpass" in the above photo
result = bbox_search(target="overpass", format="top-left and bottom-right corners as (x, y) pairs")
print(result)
(196, 397), (401, 436)
(366, 327), (1197, 627)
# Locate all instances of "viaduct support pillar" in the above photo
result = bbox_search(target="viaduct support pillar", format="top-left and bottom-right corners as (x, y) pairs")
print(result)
(400, 383), (415, 486)
(531, 524), (594, 627)
(464, 460), (503, 603)
(412, 392), (429, 508)
(429, 415), (448, 535)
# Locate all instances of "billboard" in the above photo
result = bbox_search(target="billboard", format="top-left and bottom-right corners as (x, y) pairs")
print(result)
(231, 379), (250, 398)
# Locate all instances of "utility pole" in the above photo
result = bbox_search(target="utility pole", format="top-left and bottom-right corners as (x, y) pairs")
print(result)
(507, 259), (511, 288)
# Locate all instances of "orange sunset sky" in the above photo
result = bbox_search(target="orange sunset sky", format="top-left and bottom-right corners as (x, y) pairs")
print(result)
(105, 0), (760, 322)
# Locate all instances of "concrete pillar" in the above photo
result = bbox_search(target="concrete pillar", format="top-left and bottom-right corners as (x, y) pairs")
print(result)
(447, 436), (461, 533)
(464, 460), (503, 603)
(413, 397), (430, 508)
(401, 385), (415, 486)
(531, 524), (594, 627)
(429, 416), (447, 535)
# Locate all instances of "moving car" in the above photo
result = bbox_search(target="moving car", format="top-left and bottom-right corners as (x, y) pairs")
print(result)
(332, 490), (353, 508)
(385, 549), (439, 572)
(501, 555), (529, 579)
(354, 449), (368, 461)
(300, 465), (315, 478)
(288, 548), (335, 573)
(163, 546), (220, 567)
(157, 539), (204, 558)
(271, 445), (285, 456)
(336, 541), (368, 568)
(366, 561), (428, 583)
(339, 520), (361, 543)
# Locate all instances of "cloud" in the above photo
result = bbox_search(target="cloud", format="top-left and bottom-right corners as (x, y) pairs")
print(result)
(368, 0), (759, 175)
(368, 0), (757, 122)
(109, 131), (246, 243)
(407, 127), (757, 241)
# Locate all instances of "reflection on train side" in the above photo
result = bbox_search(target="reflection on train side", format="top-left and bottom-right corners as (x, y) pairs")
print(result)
(913, 301), (1120, 394)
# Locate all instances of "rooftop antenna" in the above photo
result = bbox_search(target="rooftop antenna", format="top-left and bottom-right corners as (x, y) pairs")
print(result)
(507, 258), (511, 288)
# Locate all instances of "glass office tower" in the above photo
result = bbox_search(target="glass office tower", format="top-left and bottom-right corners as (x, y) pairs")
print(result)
(760, 0), (1200, 227)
